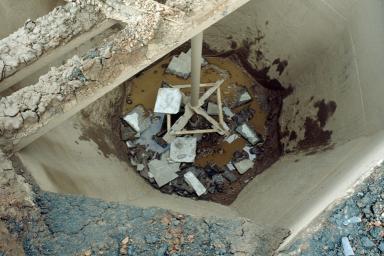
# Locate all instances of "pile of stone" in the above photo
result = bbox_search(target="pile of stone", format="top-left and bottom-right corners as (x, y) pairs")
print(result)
(120, 78), (264, 198)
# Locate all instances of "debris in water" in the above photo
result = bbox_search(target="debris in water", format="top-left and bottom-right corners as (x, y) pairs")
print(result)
(224, 134), (240, 144)
(122, 105), (150, 134)
(154, 88), (182, 114)
(234, 159), (254, 174)
(135, 114), (168, 154)
(207, 102), (219, 115)
(184, 171), (206, 196)
(236, 123), (261, 145)
(166, 49), (207, 79)
(148, 158), (180, 187)
(170, 137), (197, 163)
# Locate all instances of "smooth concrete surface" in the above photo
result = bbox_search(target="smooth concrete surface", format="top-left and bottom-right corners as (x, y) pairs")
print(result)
(17, 116), (239, 219)
(0, 0), (64, 39)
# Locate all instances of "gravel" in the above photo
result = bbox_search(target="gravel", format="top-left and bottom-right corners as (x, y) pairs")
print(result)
(280, 164), (384, 256)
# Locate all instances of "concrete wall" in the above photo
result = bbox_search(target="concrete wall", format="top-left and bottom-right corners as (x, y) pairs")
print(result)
(0, 0), (64, 39)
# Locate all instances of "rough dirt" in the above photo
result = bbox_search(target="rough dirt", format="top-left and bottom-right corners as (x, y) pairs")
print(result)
(280, 164), (384, 256)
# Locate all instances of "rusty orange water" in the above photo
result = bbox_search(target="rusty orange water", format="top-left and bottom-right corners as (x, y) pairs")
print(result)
(124, 55), (267, 168)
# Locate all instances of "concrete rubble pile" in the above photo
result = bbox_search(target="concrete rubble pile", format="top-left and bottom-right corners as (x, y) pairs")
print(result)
(120, 53), (264, 198)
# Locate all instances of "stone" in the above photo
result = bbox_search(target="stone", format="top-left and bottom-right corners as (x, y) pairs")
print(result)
(342, 216), (361, 226)
(170, 137), (197, 163)
(234, 159), (254, 174)
(122, 105), (150, 134)
(378, 242), (384, 253)
(154, 88), (182, 114)
(166, 49), (207, 79)
(341, 237), (355, 256)
(236, 123), (261, 145)
(207, 102), (219, 115)
(184, 171), (206, 196)
(234, 88), (252, 107)
(148, 159), (179, 187)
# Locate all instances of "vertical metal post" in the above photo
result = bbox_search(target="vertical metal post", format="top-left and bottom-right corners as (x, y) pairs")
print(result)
(190, 32), (203, 107)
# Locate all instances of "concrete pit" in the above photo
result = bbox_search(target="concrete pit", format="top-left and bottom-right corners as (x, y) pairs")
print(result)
(1, 0), (384, 254)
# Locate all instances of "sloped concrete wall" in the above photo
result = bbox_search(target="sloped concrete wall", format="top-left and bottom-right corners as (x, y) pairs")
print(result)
(0, 0), (64, 39)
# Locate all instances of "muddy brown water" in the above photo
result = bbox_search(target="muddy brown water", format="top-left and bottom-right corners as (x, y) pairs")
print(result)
(124, 56), (267, 168)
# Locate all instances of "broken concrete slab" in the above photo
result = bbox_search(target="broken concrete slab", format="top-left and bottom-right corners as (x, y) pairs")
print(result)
(207, 102), (219, 115)
(226, 162), (236, 172)
(166, 49), (207, 79)
(236, 123), (261, 145)
(184, 171), (206, 196)
(225, 134), (240, 144)
(170, 137), (197, 163)
(154, 88), (182, 114)
(135, 114), (169, 154)
(122, 105), (150, 134)
(148, 159), (180, 187)
(234, 159), (254, 174)
(223, 171), (237, 183)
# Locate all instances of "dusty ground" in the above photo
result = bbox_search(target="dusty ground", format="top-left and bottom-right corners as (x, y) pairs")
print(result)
(280, 164), (384, 255)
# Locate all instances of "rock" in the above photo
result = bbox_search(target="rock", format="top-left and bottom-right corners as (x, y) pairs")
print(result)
(369, 226), (383, 240)
(234, 159), (254, 175)
(156, 244), (168, 256)
(154, 88), (182, 114)
(341, 237), (355, 256)
(170, 137), (197, 163)
(361, 237), (375, 248)
(342, 216), (361, 226)
(378, 241), (384, 253)
(166, 49), (207, 79)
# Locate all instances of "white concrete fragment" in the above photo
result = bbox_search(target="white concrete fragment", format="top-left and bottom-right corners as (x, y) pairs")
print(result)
(234, 159), (254, 174)
(154, 88), (182, 114)
(126, 141), (135, 148)
(136, 164), (145, 171)
(236, 123), (261, 145)
(207, 102), (219, 115)
(170, 137), (197, 163)
(148, 159), (180, 187)
(225, 134), (240, 144)
(223, 106), (235, 118)
(184, 171), (206, 196)
(238, 90), (252, 104)
(123, 105), (150, 133)
(166, 49), (207, 79)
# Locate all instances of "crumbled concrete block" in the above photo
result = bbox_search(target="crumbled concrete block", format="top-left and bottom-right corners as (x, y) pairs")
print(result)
(226, 162), (236, 172)
(207, 102), (219, 115)
(223, 171), (237, 183)
(170, 137), (197, 163)
(236, 123), (261, 145)
(166, 49), (207, 79)
(148, 159), (179, 187)
(234, 159), (254, 174)
(184, 171), (206, 196)
(136, 114), (168, 154)
(223, 106), (235, 118)
(235, 88), (252, 107)
(122, 105), (150, 134)
(154, 88), (182, 114)
(225, 134), (240, 144)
